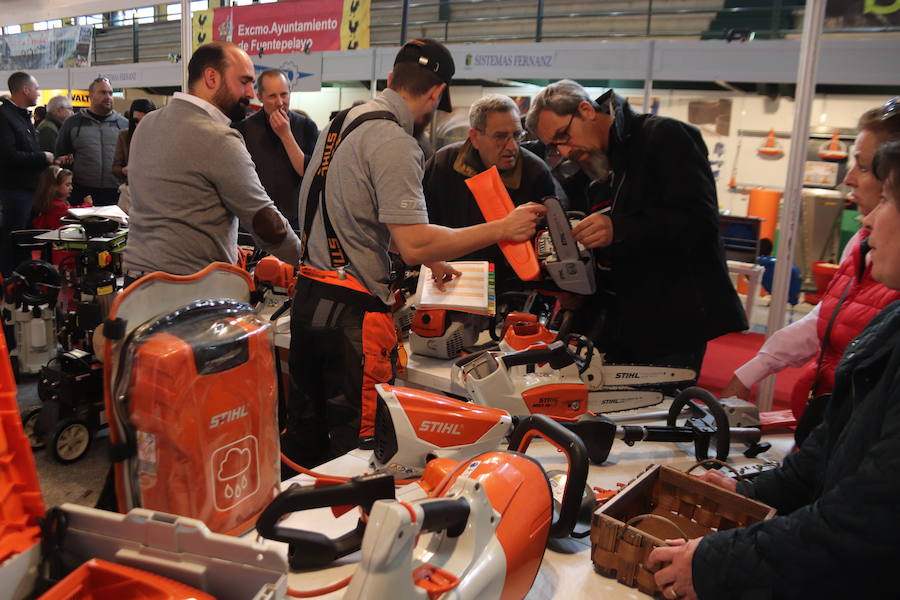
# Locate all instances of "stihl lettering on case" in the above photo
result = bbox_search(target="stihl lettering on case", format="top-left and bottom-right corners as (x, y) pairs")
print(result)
(418, 421), (462, 435)
(210, 405), (250, 429)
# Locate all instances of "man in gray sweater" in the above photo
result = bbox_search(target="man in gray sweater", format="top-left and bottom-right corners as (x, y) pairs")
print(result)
(124, 42), (301, 279)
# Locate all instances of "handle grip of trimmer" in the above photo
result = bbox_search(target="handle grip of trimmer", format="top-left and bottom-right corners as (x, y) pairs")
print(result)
(667, 387), (732, 461)
(507, 414), (590, 538)
(501, 340), (574, 371)
(255, 473), (395, 570)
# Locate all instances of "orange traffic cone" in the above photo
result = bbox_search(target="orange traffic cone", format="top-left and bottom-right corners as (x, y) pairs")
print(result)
(757, 129), (784, 158)
(818, 130), (848, 161)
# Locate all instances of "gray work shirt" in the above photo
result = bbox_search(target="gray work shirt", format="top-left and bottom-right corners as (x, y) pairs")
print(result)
(297, 88), (429, 306)
(125, 95), (301, 276)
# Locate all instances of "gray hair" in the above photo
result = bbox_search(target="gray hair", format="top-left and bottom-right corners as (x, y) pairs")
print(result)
(47, 95), (72, 114)
(525, 79), (594, 133)
(469, 94), (520, 131)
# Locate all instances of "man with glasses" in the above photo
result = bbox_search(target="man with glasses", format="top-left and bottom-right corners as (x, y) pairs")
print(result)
(526, 80), (746, 374)
(423, 93), (559, 293)
(56, 77), (127, 206)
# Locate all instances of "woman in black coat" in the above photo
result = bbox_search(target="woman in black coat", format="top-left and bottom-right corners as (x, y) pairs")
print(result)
(648, 136), (900, 599)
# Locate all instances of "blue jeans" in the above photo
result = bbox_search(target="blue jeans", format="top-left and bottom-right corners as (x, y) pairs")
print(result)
(0, 188), (36, 275)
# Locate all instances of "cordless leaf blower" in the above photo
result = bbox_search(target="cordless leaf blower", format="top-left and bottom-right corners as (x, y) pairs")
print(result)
(101, 263), (281, 536)
(256, 414), (589, 599)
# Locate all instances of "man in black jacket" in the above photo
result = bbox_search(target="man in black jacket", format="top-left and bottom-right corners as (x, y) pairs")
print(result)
(234, 69), (318, 230)
(647, 139), (900, 600)
(526, 80), (746, 372)
(423, 93), (558, 294)
(0, 71), (55, 275)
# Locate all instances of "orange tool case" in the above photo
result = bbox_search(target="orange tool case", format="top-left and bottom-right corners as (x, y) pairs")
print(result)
(0, 271), (288, 600)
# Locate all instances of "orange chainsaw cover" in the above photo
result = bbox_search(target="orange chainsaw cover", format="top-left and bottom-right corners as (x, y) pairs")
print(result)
(123, 305), (280, 536)
(465, 166), (541, 282)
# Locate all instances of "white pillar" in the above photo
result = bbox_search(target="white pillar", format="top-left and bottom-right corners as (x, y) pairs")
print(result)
(180, 0), (191, 92)
(757, 0), (827, 411)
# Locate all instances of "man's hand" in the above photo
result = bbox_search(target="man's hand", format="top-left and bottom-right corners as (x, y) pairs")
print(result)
(572, 212), (613, 248)
(43, 151), (54, 164)
(425, 261), (462, 291)
(269, 107), (291, 140)
(648, 537), (701, 600)
(720, 375), (752, 401)
(55, 154), (74, 166)
(81, 195), (93, 207)
(696, 468), (738, 493)
(499, 202), (546, 242)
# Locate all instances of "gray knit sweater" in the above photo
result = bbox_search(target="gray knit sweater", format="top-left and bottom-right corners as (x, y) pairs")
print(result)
(124, 97), (301, 276)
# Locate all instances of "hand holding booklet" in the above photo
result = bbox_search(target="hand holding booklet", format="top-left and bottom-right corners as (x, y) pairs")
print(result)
(416, 261), (495, 315)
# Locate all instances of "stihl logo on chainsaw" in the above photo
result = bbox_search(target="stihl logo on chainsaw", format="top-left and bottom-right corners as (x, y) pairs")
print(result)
(419, 421), (462, 435)
(615, 372), (640, 380)
(210, 405), (249, 429)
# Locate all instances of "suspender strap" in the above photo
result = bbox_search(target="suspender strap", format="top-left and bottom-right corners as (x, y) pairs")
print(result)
(300, 108), (400, 268)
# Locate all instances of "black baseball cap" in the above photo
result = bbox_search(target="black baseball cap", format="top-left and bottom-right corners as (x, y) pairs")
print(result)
(393, 38), (455, 112)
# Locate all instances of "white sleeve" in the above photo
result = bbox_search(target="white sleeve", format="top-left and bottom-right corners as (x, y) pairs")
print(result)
(734, 303), (822, 386)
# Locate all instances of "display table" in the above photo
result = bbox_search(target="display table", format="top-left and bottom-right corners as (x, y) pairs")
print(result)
(268, 432), (792, 599)
(267, 315), (790, 598)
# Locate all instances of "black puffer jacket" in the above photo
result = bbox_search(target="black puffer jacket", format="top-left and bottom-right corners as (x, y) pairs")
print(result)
(0, 97), (47, 190)
(694, 300), (900, 599)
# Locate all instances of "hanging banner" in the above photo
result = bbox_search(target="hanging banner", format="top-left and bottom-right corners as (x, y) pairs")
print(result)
(192, 0), (369, 55)
(0, 26), (93, 70)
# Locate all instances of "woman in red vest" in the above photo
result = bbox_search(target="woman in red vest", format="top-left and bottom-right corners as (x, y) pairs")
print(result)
(721, 98), (900, 418)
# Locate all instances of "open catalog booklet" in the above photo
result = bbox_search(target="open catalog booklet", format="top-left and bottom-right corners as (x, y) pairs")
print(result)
(415, 261), (495, 315)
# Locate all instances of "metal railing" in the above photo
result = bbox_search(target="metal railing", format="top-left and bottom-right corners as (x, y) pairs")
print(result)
(369, 0), (900, 44)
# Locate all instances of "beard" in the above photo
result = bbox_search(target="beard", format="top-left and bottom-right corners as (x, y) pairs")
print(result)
(214, 88), (250, 123)
(574, 150), (612, 183)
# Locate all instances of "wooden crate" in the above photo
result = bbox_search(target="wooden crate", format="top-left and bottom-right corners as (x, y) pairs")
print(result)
(590, 464), (775, 596)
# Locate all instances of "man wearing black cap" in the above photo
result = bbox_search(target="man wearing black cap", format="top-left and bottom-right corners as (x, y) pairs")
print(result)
(286, 38), (546, 466)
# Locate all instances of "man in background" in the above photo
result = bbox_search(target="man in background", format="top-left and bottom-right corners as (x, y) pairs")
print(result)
(37, 96), (75, 152)
(423, 93), (559, 294)
(235, 69), (318, 229)
(0, 72), (55, 274)
(37, 95), (74, 153)
(56, 77), (127, 206)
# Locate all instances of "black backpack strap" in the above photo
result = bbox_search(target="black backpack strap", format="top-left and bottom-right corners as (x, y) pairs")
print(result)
(301, 108), (399, 268)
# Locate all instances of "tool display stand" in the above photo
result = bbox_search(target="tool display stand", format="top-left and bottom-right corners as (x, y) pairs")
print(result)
(590, 464), (775, 596)
(0, 328), (289, 600)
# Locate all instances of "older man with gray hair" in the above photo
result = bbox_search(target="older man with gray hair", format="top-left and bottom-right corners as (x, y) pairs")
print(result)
(422, 93), (559, 293)
(525, 79), (746, 373)
(37, 95), (74, 153)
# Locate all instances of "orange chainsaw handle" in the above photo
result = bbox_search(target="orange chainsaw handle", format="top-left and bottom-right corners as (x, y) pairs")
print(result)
(464, 166), (541, 281)
(507, 414), (589, 538)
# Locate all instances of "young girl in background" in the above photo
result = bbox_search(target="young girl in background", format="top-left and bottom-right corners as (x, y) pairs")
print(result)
(32, 165), (91, 230)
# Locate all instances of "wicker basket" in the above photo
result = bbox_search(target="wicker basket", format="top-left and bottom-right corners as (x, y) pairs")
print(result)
(590, 464), (775, 597)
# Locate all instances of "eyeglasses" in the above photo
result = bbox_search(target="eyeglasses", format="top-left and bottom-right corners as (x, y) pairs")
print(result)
(481, 129), (525, 145)
(545, 112), (577, 162)
(880, 96), (899, 121)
